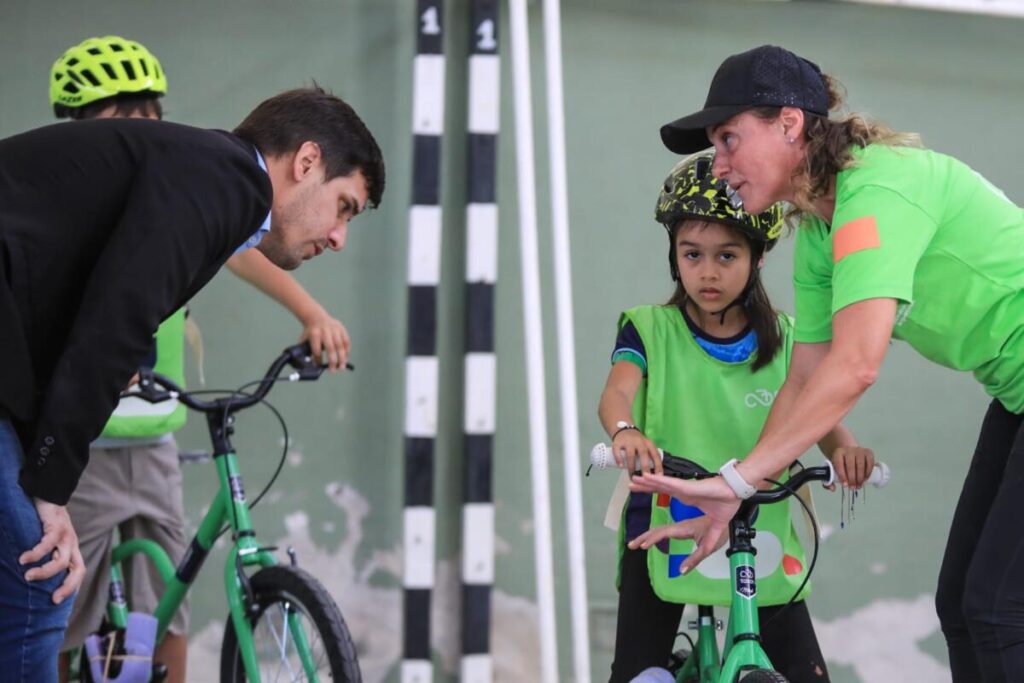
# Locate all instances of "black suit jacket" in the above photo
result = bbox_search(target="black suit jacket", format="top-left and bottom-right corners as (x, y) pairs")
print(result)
(0, 118), (272, 504)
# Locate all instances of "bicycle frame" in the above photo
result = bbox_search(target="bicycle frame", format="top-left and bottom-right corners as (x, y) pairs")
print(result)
(99, 345), (330, 682)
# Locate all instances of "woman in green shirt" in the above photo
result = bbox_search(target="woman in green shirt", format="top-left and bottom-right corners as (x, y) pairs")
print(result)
(634, 44), (1024, 682)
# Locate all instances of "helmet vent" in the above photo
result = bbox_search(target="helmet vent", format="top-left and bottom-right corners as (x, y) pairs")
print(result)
(66, 57), (79, 67)
(110, 42), (125, 52)
(101, 63), (117, 80)
(87, 47), (102, 56)
(121, 60), (137, 79)
(139, 60), (150, 77)
(695, 157), (711, 179)
(81, 69), (101, 87)
(63, 82), (79, 94)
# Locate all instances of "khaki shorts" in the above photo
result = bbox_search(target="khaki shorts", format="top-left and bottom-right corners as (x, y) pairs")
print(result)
(61, 438), (189, 650)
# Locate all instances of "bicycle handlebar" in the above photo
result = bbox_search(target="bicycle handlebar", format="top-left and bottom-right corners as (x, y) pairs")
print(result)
(588, 442), (891, 503)
(124, 342), (327, 415)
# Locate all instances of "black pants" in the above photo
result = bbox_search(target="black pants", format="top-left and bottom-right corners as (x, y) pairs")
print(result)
(937, 399), (1024, 682)
(610, 546), (829, 683)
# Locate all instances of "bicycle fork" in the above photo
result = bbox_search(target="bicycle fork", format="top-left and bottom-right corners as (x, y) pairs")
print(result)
(218, 451), (321, 682)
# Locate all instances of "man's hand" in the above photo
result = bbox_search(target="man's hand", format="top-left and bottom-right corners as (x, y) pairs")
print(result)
(20, 499), (86, 604)
(300, 307), (350, 372)
(629, 473), (740, 574)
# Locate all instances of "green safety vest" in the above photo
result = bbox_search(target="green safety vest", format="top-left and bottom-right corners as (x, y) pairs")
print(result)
(100, 308), (187, 438)
(620, 305), (809, 607)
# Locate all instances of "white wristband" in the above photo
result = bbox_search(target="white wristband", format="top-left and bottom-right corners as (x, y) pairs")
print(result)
(719, 458), (757, 499)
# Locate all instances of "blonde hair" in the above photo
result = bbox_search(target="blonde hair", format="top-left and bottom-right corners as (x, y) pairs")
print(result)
(752, 73), (922, 219)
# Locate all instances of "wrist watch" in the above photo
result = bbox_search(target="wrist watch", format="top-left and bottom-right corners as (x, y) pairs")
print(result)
(718, 458), (757, 499)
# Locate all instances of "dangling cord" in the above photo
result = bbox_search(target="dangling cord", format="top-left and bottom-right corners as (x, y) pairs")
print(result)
(840, 485), (845, 530)
(839, 485), (862, 530)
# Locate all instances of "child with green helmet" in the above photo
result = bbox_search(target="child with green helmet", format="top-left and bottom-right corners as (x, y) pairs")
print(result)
(597, 150), (876, 682)
(50, 35), (168, 120)
(48, 35), (354, 683)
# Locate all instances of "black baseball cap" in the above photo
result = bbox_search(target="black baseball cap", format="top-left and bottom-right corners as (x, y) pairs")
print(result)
(660, 45), (829, 154)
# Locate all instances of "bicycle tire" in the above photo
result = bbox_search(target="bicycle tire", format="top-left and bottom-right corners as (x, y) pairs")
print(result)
(740, 669), (789, 682)
(219, 565), (361, 682)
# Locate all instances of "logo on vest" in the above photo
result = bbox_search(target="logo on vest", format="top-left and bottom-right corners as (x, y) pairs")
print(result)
(744, 389), (777, 408)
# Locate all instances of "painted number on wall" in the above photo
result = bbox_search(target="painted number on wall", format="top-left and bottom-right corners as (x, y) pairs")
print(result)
(476, 19), (496, 51)
(421, 6), (441, 35)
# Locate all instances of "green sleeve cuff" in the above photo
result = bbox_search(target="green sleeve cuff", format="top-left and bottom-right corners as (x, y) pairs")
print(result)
(611, 349), (646, 374)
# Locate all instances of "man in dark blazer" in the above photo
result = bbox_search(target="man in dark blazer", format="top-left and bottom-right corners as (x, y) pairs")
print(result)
(0, 86), (384, 676)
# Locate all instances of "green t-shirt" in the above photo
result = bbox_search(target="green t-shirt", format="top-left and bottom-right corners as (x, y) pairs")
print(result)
(793, 144), (1024, 412)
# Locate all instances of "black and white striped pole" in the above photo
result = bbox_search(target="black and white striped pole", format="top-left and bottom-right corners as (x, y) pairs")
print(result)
(459, 0), (500, 681)
(402, 2), (445, 681)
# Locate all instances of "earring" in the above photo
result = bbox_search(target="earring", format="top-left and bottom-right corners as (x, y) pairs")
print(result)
(787, 137), (795, 144)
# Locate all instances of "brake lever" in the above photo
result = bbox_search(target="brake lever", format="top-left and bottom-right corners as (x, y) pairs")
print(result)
(122, 368), (174, 403)
(284, 343), (330, 380)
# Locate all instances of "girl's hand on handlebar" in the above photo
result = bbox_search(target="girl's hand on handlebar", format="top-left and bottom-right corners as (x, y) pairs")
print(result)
(612, 429), (662, 474)
(629, 473), (740, 574)
(829, 446), (876, 490)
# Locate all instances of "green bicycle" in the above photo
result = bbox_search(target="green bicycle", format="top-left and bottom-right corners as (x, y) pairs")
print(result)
(80, 343), (361, 682)
(590, 443), (890, 683)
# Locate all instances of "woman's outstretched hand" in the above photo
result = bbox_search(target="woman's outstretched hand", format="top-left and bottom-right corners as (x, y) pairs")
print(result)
(629, 473), (741, 574)
(627, 516), (730, 570)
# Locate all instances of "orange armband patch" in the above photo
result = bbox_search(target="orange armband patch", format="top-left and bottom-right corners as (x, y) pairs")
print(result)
(832, 216), (881, 263)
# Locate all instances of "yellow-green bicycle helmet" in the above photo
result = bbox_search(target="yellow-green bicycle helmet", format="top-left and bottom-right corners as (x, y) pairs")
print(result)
(50, 36), (167, 117)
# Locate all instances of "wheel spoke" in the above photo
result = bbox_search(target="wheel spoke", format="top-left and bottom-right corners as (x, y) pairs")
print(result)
(263, 603), (300, 681)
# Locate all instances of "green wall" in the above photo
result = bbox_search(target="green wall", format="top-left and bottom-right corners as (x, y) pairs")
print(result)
(2, 1), (1022, 681)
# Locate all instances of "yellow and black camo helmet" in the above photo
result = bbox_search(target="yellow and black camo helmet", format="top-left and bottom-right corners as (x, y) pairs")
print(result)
(655, 150), (784, 252)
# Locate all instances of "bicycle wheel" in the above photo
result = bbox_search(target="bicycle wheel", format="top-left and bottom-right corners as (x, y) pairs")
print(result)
(740, 669), (789, 682)
(219, 565), (361, 682)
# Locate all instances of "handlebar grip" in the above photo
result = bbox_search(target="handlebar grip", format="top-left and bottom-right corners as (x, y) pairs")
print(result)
(868, 461), (891, 488)
(589, 442), (617, 469)
(823, 460), (891, 489)
(589, 442), (664, 472)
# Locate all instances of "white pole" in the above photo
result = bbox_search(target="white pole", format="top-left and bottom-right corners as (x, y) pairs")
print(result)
(508, 1), (559, 682)
(542, 1), (591, 681)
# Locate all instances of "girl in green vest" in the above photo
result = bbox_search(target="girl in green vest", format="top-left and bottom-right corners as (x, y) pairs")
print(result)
(598, 150), (876, 682)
